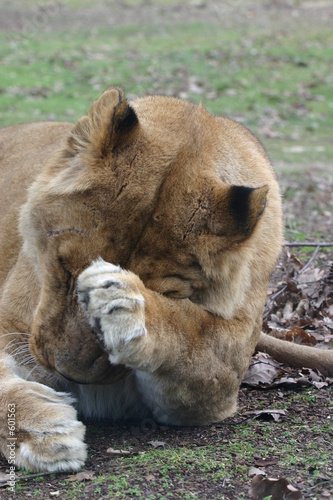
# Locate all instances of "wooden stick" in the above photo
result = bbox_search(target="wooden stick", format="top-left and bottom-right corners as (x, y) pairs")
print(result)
(284, 242), (333, 247)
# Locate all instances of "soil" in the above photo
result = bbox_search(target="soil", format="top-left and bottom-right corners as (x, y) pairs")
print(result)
(1, 384), (332, 499)
(83, 386), (333, 499)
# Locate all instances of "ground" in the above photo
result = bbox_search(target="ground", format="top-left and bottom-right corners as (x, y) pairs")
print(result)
(0, 1), (332, 498)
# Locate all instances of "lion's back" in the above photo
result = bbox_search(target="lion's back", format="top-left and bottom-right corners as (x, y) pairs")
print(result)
(0, 122), (72, 287)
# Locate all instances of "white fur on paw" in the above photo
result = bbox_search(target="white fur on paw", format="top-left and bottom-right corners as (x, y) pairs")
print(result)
(77, 258), (146, 362)
(4, 382), (87, 472)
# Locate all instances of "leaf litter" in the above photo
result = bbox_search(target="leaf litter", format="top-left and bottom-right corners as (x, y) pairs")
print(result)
(244, 247), (333, 388)
(250, 474), (303, 500)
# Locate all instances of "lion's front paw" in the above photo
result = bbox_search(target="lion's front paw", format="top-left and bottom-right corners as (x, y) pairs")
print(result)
(2, 382), (86, 472)
(77, 258), (146, 363)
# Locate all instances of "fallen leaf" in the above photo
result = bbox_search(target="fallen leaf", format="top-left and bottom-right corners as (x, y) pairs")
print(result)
(276, 376), (298, 385)
(282, 301), (294, 321)
(66, 471), (96, 482)
(298, 266), (325, 284)
(245, 409), (287, 422)
(0, 472), (9, 483)
(146, 474), (155, 481)
(270, 326), (317, 346)
(250, 475), (303, 499)
(0, 472), (9, 488)
(188, 76), (204, 94)
(106, 448), (132, 456)
(148, 440), (166, 448)
(321, 490), (333, 498)
(243, 353), (280, 386)
(249, 468), (266, 477)
(254, 458), (279, 467)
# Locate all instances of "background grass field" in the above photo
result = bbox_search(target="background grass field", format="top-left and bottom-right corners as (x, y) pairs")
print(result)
(1, 0), (333, 167)
(0, 1), (332, 498)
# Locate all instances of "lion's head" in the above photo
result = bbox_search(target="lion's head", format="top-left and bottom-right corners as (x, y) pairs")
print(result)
(18, 88), (281, 384)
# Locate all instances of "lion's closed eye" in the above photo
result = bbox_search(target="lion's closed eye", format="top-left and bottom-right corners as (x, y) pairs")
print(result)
(160, 276), (192, 300)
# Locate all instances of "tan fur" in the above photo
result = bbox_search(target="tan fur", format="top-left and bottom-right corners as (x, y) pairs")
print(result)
(0, 87), (331, 472)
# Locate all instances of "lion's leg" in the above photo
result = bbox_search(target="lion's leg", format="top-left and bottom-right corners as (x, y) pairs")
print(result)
(0, 351), (87, 472)
(77, 259), (256, 425)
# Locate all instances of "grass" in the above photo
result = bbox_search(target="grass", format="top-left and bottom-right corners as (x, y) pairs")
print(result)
(11, 386), (332, 498)
(1, 4), (333, 165)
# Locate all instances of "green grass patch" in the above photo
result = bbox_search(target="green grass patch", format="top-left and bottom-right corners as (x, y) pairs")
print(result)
(1, 14), (333, 164)
(11, 386), (333, 498)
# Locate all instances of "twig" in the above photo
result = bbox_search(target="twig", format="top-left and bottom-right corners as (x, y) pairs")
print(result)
(298, 244), (320, 274)
(308, 478), (333, 491)
(284, 242), (333, 247)
(0, 471), (61, 484)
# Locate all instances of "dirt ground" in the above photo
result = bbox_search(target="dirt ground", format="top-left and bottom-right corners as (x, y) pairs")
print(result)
(0, 1), (332, 498)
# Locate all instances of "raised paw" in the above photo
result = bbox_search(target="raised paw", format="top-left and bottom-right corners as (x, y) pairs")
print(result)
(77, 258), (147, 363)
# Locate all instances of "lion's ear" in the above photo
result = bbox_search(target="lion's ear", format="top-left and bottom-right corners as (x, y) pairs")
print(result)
(229, 184), (269, 235)
(211, 184), (268, 240)
(67, 87), (139, 157)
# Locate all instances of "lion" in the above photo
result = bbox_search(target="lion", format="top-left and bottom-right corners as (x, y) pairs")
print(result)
(0, 87), (332, 473)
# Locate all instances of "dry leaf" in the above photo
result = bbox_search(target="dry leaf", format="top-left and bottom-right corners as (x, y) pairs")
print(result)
(148, 440), (166, 448)
(66, 471), (96, 482)
(0, 472), (9, 487)
(250, 474), (303, 499)
(270, 327), (317, 346)
(107, 448), (131, 456)
(245, 409), (287, 422)
(243, 353), (280, 386)
(249, 468), (266, 477)
(262, 254), (333, 382)
(298, 267), (325, 284)
(0, 472), (9, 483)
(254, 458), (279, 467)
(282, 301), (294, 321)
(321, 490), (333, 498)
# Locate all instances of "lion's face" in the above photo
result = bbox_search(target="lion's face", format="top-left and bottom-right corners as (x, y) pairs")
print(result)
(24, 88), (269, 384)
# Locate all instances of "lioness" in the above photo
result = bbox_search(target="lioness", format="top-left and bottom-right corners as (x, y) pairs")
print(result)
(0, 88), (332, 473)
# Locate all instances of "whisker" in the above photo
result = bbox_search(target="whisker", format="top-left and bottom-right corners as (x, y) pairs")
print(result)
(6, 339), (29, 347)
(25, 364), (39, 381)
(7, 341), (30, 350)
(1, 332), (31, 338)
(23, 358), (35, 367)
(5, 340), (29, 352)
(16, 355), (36, 367)
(2, 336), (63, 387)
(24, 363), (60, 386)
(9, 341), (30, 348)
(10, 348), (31, 359)
(4, 338), (28, 345)
(4, 341), (24, 352)
(1, 342), (63, 389)
(12, 344), (30, 354)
